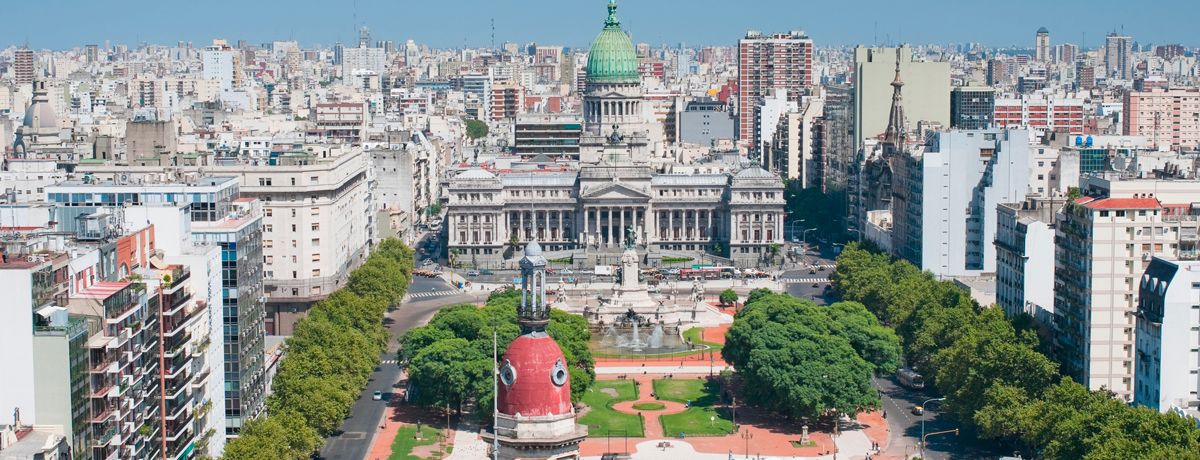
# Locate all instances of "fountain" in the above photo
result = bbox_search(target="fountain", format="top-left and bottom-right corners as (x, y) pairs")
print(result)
(592, 309), (692, 355)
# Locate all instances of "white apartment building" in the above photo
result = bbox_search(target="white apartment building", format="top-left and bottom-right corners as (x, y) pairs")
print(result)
(0, 159), (66, 203)
(1055, 193), (1200, 400)
(201, 40), (241, 92)
(892, 129), (1032, 278)
(1134, 256), (1200, 418)
(996, 196), (1068, 325)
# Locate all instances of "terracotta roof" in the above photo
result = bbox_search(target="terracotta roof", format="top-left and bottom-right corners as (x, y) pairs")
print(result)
(1083, 197), (1161, 210)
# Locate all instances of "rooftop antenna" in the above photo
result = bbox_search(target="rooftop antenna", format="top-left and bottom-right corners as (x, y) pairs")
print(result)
(491, 18), (495, 51)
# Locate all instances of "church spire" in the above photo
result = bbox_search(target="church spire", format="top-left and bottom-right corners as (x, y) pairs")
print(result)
(882, 46), (906, 153)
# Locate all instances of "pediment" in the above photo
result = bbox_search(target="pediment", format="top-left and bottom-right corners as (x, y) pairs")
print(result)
(582, 182), (650, 200)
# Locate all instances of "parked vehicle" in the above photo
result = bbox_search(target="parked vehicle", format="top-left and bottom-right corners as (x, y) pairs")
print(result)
(372, 391), (383, 401)
(466, 270), (480, 277)
(911, 405), (923, 416)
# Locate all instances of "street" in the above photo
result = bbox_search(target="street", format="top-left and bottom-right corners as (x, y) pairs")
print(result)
(874, 375), (1011, 460)
(318, 230), (482, 460)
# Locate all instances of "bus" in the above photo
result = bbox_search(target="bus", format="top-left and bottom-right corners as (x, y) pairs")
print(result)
(897, 368), (925, 390)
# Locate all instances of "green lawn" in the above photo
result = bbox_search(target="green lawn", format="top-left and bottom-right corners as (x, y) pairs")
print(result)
(389, 424), (443, 460)
(682, 327), (724, 349)
(652, 379), (713, 404)
(579, 380), (645, 437)
(653, 378), (735, 437)
(632, 402), (665, 411)
(661, 406), (736, 437)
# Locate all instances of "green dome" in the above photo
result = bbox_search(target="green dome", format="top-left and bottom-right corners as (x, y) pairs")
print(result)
(586, 1), (639, 84)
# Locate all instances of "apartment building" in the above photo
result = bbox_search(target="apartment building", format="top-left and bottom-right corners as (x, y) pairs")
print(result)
(45, 175), (267, 437)
(76, 146), (372, 335)
(1054, 192), (1200, 400)
(996, 196), (1068, 325)
(737, 30), (814, 152)
(892, 129), (1032, 278)
(1134, 256), (1200, 418)
(1123, 88), (1200, 151)
(489, 80), (524, 122)
(994, 94), (1085, 135)
(312, 102), (368, 144)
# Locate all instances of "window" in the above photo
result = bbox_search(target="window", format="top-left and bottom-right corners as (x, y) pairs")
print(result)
(291, 224), (297, 232)
(265, 256), (274, 264)
(291, 209), (297, 218)
(291, 240), (297, 248)
(311, 238), (320, 247)
(265, 208), (273, 217)
(311, 223), (319, 231)
(258, 178), (272, 186)
(264, 240), (274, 248)
(290, 178), (296, 186)
(311, 207), (319, 216)
(312, 269), (321, 277)
(310, 176), (318, 183)
(292, 271), (298, 279)
(264, 224), (273, 232)
(311, 253), (321, 262)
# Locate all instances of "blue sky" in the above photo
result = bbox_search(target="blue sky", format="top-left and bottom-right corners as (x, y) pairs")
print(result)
(6, 0), (1199, 50)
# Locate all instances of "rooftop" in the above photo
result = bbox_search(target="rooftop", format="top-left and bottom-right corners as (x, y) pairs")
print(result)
(1083, 197), (1162, 210)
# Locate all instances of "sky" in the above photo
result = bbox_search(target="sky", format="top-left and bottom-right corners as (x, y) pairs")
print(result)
(5, 0), (1200, 51)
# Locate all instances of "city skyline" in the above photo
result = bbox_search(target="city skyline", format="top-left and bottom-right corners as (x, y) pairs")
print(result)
(5, 0), (1200, 50)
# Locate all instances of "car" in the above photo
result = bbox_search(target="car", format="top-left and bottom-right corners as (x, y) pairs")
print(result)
(372, 391), (383, 401)
(792, 237), (801, 244)
(911, 405), (924, 416)
(422, 259), (434, 266)
(466, 270), (480, 277)
(812, 283), (820, 288)
(561, 268), (573, 275)
(480, 269), (494, 276)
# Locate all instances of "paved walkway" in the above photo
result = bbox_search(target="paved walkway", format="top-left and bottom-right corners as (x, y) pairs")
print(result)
(444, 419), (489, 460)
(608, 375), (687, 438)
(596, 365), (733, 375)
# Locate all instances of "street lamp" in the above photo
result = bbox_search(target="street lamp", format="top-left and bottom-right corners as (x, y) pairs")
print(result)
(741, 429), (754, 459)
(787, 219), (806, 241)
(921, 397), (947, 459)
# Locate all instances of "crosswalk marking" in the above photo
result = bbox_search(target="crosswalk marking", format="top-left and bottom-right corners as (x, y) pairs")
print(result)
(781, 277), (830, 284)
(380, 359), (398, 365)
(407, 290), (458, 299)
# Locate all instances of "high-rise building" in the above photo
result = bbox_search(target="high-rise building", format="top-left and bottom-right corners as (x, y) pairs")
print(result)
(1105, 33), (1133, 80)
(85, 44), (99, 64)
(1134, 256), (1200, 417)
(1054, 183), (1200, 400)
(1036, 27), (1051, 62)
(737, 30), (814, 153)
(13, 47), (34, 85)
(1056, 43), (1078, 64)
(854, 46), (950, 151)
(1123, 88), (1200, 151)
(891, 129), (1031, 277)
(950, 86), (995, 129)
(202, 40), (241, 91)
(45, 176), (269, 437)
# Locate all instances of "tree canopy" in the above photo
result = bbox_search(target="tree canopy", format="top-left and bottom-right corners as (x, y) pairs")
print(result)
(465, 118), (489, 140)
(831, 243), (1200, 459)
(722, 292), (898, 419)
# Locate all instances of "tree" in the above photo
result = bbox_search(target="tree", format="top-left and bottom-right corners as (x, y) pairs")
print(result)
(222, 410), (320, 460)
(465, 118), (489, 140)
(826, 301), (902, 374)
(723, 293), (879, 419)
(719, 288), (738, 307)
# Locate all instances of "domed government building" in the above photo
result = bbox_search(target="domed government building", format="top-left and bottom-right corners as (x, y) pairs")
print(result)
(445, 1), (786, 269)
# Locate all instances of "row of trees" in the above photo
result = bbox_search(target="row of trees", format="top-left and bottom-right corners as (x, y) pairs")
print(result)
(721, 289), (901, 421)
(832, 243), (1200, 459)
(223, 239), (416, 459)
(398, 289), (595, 418)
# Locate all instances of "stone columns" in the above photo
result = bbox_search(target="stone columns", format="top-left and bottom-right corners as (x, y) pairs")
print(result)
(606, 207), (613, 248)
(667, 210), (674, 241)
(582, 207), (589, 247)
(619, 207), (626, 247)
